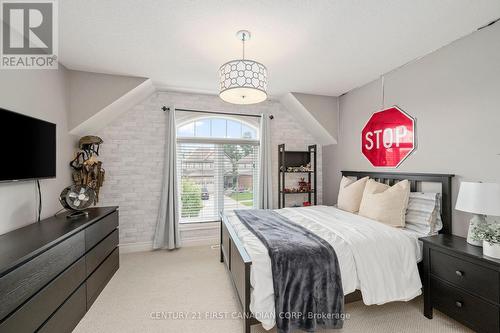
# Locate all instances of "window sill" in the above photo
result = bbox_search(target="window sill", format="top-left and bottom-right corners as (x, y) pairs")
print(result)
(179, 221), (220, 231)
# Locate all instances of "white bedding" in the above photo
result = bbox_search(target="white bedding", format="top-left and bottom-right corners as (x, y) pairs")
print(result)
(226, 205), (423, 331)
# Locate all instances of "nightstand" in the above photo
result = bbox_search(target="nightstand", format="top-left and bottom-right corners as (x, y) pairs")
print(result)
(420, 234), (500, 333)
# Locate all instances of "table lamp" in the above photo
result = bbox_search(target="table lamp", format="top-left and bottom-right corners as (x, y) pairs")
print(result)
(455, 182), (500, 246)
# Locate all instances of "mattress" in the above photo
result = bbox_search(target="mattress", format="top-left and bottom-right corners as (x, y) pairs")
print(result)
(226, 205), (423, 330)
(400, 228), (429, 263)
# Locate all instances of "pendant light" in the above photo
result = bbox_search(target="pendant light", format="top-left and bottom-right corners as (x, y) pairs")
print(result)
(219, 30), (268, 105)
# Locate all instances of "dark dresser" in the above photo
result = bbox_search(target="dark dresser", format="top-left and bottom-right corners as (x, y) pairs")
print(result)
(0, 206), (119, 333)
(421, 234), (500, 333)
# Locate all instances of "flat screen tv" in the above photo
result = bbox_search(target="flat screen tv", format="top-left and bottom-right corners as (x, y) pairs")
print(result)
(0, 108), (56, 182)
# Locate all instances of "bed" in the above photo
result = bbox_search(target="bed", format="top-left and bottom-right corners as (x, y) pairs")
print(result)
(220, 171), (454, 333)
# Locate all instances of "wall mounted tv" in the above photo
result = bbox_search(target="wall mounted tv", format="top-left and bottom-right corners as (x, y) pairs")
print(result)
(0, 108), (56, 182)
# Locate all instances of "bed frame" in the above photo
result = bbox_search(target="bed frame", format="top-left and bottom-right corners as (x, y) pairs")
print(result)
(220, 171), (454, 333)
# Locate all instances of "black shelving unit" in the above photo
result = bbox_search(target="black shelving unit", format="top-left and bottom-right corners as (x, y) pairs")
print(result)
(278, 144), (317, 208)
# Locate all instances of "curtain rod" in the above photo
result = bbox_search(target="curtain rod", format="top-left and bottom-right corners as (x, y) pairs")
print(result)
(161, 106), (274, 119)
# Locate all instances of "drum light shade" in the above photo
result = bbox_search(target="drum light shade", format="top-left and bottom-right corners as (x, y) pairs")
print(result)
(219, 30), (268, 105)
(219, 59), (267, 104)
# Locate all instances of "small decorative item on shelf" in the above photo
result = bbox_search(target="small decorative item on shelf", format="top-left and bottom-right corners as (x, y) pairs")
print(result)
(300, 163), (312, 172)
(303, 201), (311, 207)
(471, 222), (500, 259)
(284, 187), (313, 193)
(285, 163), (313, 173)
(283, 187), (312, 193)
(298, 178), (308, 191)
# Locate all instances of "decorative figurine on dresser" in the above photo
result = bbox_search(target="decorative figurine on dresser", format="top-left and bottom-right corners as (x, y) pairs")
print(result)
(61, 136), (107, 219)
(420, 181), (500, 333)
(70, 135), (106, 203)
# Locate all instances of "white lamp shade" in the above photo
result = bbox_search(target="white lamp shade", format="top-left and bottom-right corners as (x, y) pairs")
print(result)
(455, 182), (500, 216)
(219, 59), (267, 105)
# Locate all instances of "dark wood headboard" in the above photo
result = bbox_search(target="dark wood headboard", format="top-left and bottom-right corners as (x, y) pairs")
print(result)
(341, 171), (455, 235)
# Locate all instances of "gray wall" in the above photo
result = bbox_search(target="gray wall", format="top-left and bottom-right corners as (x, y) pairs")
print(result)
(0, 67), (76, 234)
(323, 22), (500, 237)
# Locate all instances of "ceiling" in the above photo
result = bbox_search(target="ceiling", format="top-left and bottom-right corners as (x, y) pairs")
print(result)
(59, 0), (500, 98)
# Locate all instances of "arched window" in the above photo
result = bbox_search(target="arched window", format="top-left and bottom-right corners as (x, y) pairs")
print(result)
(176, 116), (260, 223)
(177, 117), (258, 140)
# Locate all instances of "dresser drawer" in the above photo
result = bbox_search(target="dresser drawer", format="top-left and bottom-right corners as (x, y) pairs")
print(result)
(85, 211), (118, 250)
(430, 249), (499, 303)
(0, 257), (85, 333)
(37, 283), (87, 333)
(86, 229), (119, 276)
(432, 278), (499, 333)
(86, 247), (119, 308)
(0, 231), (85, 320)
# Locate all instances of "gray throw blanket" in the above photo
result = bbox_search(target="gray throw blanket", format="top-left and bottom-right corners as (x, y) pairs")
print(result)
(235, 209), (344, 333)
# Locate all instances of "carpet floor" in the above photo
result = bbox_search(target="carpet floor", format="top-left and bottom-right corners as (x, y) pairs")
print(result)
(74, 246), (472, 333)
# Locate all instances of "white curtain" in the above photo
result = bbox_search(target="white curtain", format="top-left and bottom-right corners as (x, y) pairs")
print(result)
(258, 114), (273, 209)
(153, 107), (181, 250)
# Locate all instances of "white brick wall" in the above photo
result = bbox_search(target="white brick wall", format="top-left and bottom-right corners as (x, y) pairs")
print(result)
(96, 91), (322, 245)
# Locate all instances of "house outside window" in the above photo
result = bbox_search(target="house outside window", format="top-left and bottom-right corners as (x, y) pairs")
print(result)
(176, 116), (259, 223)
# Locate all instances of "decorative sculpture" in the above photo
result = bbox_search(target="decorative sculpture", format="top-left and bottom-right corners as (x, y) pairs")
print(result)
(69, 136), (105, 203)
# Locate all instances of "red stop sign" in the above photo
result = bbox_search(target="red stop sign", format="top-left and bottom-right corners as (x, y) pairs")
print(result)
(361, 106), (415, 167)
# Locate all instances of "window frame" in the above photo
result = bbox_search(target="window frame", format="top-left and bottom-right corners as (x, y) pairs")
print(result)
(176, 115), (259, 141)
(176, 116), (260, 224)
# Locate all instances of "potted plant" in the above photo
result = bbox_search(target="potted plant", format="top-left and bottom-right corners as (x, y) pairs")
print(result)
(471, 223), (500, 259)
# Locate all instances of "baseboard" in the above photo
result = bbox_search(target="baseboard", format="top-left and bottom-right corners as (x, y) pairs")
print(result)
(119, 237), (219, 254)
(119, 241), (153, 254)
(181, 236), (219, 247)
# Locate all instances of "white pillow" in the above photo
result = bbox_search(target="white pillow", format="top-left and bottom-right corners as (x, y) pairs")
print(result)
(358, 179), (410, 227)
(337, 176), (369, 213)
(405, 192), (442, 235)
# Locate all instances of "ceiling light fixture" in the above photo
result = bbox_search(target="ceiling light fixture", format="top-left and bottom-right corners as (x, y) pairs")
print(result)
(219, 30), (268, 105)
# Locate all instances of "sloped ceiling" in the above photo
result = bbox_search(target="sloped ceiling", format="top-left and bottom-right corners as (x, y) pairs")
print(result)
(281, 93), (338, 145)
(68, 71), (154, 135)
(68, 70), (148, 130)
